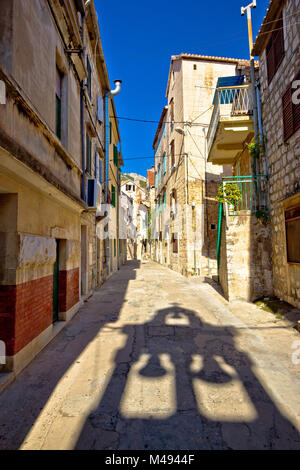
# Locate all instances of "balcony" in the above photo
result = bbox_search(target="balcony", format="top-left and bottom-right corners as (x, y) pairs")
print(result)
(207, 85), (254, 165)
(221, 175), (268, 216)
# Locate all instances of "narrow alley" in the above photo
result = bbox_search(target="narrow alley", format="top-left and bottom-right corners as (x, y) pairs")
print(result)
(0, 261), (299, 450)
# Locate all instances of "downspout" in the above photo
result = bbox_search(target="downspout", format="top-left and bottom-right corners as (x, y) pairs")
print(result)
(256, 81), (268, 177)
(80, 85), (86, 201)
(105, 80), (122, 202)
(217, 202), (223, 278)
(117, 143), (121, 270)
(80, 11), (86, 201)
(104, 80), (122, 273)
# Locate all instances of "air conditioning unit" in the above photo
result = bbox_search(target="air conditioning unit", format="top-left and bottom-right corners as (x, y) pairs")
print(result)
(87, 178), (100, 207)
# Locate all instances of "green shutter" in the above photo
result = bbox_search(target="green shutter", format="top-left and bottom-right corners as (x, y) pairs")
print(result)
(111, 185), (116, 207)
(110, 121), (112, 144)
(113, 145), (118, 166)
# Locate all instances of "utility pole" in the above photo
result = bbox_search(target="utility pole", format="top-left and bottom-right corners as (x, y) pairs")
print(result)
(241, 0), (260, 175)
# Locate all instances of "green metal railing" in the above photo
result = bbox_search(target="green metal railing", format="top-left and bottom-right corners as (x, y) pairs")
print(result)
(222, 175), (268, 215)
(216, 175), (268, 277)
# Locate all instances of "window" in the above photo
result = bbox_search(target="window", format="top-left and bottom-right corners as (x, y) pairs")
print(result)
(155, 173), (157, 188)
(285, 205), (300, 263)
(193, 64), (197, 70)
(111, 185), (116, 207)
(109, 121), (112, 144)
(172, 233), (178, 253)
(164, 191), (167, 208)
(170, 140), (175, 167)
(86, 132), (91, 174)
(282, 70), (300, 142)
(97, 95), (103, 122)
(126, 184), (131, 191)
(158, 165), (161, 184)
(266, 14), (284, 84)
(87, 56), (92, 99)
(170, 98), (174, 130)
(99, 156), (103, 183)
(163, 153), (166, 174)
(56, 67), (62, 139)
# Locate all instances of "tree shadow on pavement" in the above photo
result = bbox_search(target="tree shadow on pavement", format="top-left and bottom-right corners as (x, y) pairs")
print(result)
(76, 303), (300, 450)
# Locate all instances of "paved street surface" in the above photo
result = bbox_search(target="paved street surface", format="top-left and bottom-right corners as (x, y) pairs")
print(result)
(0, 260), (300, 450)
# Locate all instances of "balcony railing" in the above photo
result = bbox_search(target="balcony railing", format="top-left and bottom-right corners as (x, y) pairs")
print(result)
(221, 175), (268, 216)
(207, 85), (253, 156)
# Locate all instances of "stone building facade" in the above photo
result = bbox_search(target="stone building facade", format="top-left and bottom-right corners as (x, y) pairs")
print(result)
(253, 0), (300, 308)
(0, 0), (122, 375)
(206, 57), (273, 302)
(121, 178), (149, 261)
(152, 54), (250, 278)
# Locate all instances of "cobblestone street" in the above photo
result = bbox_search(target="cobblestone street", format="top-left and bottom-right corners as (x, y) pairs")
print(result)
(0, 260), (300, 450)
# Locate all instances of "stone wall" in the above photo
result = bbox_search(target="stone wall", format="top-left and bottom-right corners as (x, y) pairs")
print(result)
(219, 213), (273, 302)
(258, 0), (300, 308)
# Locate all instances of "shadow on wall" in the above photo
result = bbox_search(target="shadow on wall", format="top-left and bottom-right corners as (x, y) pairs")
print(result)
(76, 303), (300, 450)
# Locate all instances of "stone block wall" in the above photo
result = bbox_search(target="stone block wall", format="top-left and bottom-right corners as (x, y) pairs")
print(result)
(259, 0), (300, 308)
(219, 213), (273, 302)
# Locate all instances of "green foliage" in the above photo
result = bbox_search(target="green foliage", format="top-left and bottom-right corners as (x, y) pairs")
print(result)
(216, 183), (242, 206)
(255, 209), (269, 224)
(248, 136), (266, 160)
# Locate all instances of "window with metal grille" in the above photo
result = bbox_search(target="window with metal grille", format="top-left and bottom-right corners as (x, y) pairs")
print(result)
(283, 69), (300, 142)
(86, 132), (91, 174)
(266, 14), (284, 84)
(285, 205), (300, 263)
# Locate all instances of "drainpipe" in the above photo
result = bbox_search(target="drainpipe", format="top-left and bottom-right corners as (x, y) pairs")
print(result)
(105, 80), (122, 202)
(80, 10), (86, 201)
(217, 202), (223, 277)
(104, 80), (122, 273)
(80, 85), (86, 201)
(117, 143), (121, 270)
(256, 81), (268, 177)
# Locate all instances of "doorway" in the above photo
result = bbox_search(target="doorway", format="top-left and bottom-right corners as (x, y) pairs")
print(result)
(53, 239), (60, 323)
(81, 225), (87, 296)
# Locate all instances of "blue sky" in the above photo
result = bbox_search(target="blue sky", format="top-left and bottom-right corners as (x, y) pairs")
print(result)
(95, 0), (269, 177)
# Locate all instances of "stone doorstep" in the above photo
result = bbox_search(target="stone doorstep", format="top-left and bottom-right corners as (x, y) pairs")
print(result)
(0, 298), (86, 396)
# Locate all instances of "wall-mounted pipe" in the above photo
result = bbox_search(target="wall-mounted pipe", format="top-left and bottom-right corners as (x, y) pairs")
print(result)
(105, 80), (122, 201)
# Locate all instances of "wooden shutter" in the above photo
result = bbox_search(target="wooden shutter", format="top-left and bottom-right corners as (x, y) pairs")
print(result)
(293, 70), (300, 133)
(266, 14), (284, 84)
(283, 86), (293, 142)
(283, 69), (300, 142)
